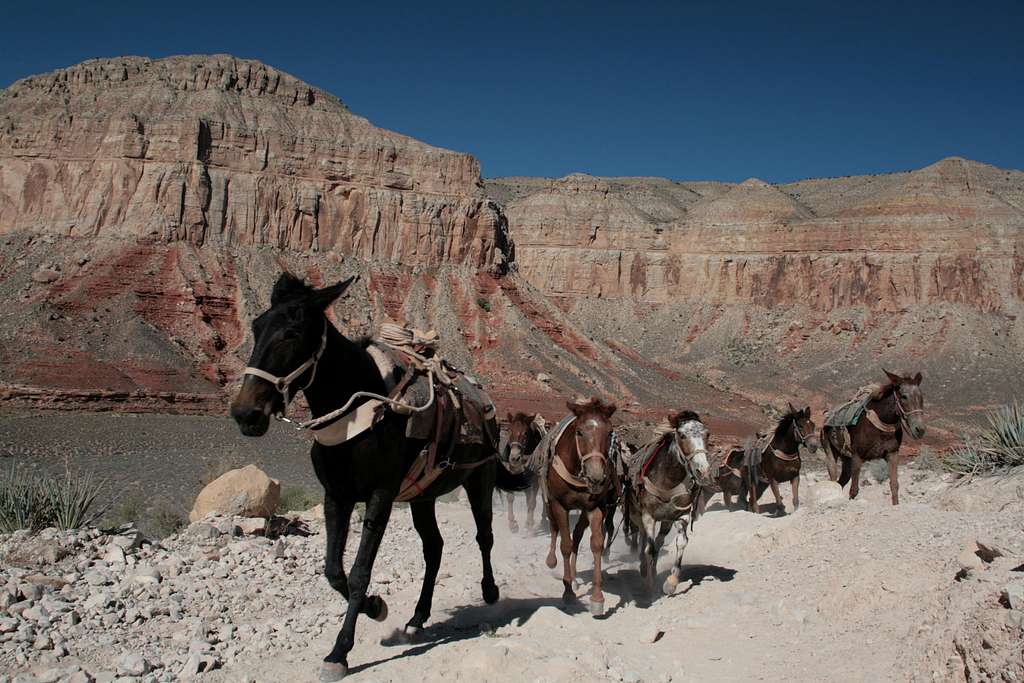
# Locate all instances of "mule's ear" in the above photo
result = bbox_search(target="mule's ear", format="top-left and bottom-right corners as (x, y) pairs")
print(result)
(271, 271), (309, 305)
(787, 401), (797, 415)
(311, 275), (357, 310)
(803, 406), (811, 418)
(883, 368), (903, 385)
(567, 400), (584, 416)
(912, 372), (922, 385)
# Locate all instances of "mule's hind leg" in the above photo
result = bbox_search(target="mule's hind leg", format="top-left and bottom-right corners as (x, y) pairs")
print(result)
(525, 484), (538, 529)
(887, 452), (900, 505)
(639, 510), (659, 593)
(588, 506), (606, 616)
(791, 477), (800, 511)
(569, 511), (589, 582)
(405, 500), (442, 634)
(663, 517), (690, 595)
(323, 488), (394, 681)
(464, 465), (499, 604)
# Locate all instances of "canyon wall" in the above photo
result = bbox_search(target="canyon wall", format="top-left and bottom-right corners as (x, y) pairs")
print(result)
(490, 160), (1024, 313)
(0, 55), (510, 269)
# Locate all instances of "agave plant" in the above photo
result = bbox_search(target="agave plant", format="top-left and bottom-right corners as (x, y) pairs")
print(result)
(0, 462), (48, 533)
(945, 401), (1024, 476)
(0, 461), (108, 533)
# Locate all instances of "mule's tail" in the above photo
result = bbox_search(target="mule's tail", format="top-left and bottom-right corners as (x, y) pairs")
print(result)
(495, 459), (533, 492)
(819, 426), (841, 482)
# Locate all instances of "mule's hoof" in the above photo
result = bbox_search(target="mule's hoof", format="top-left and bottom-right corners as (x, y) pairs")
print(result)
(562, 589), (578, 605)
(381, 624), (421, 647)
(510, 521), (519, 533)
(589, 599), (605, 616)
(482, 581), (499, 604)
(320, 662), (348, 682)
(545, 555), (557, 569)
(367, 596), (388, 622)
(572, 577), (583, 590)
(662, 576), (680, 596)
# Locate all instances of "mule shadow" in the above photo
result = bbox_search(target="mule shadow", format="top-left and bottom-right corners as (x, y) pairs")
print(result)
(351, 595), (585, 674)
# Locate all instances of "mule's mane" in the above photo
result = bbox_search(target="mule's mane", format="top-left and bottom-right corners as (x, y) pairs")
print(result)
(569, 397), (615, 415)
(773, 406), (802, 440)
(669, 410), (702, 428)
(867, 382), (893, 400)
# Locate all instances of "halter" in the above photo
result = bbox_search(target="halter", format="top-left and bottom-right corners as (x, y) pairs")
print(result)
(893, 389), (924, 433)
(574, 428), (613, 486)
(243, 321), (328, 417)
(668, 421), (710, 485)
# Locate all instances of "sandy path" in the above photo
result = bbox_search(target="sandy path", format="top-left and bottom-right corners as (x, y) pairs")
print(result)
(232, 469), (1022, 683)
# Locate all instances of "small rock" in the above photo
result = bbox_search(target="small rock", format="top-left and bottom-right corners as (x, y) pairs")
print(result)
(32, 267), (61, 283)
(236, 518), (267, 535)
(958, 541), (985, 572)
(118, 652), (151, 676)
(1002, 580), (1024, 610)
(639, 627), (664, 644)
(132, 566), (162, 586)
(102, 544), (126, 564)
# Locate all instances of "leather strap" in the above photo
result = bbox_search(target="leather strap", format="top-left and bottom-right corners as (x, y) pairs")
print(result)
(769, 447), (800, 462)
(641, 476), (693, 511)
(552, 454), (590, 489)
(865, 408), (897, 433)
(311, 399), (384, 446)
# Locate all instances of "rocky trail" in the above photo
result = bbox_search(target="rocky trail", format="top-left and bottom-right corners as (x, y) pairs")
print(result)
(2, 464), (1022, 683)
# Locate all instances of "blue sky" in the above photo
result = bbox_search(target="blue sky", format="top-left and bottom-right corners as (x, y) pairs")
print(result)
(1, 1), (1021, 182)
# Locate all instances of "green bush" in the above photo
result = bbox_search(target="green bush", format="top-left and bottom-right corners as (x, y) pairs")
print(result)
(0, 462), (107, 533)
(278, 486), (319, 513)
(945, 401), (1024, 476)
(476, 297), (491, 312)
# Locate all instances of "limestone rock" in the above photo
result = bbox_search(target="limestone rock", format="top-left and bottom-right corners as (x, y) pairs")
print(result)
(189, 465), (280, 522)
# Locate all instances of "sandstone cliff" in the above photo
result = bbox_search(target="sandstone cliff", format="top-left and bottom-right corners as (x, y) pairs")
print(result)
(0, 55), (509, 268)
(491, 158), (1024, 313)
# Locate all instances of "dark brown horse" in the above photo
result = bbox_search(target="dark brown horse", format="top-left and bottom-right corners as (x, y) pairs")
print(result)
(741, 405), (819, 514)
(821, 370), (926, 505)
(230, 272), (529, 681)
(502, 412), (546, 532)
(698, 448), (745, 512)
(623, 411), (711, 595)
(543, 398), (618, 615)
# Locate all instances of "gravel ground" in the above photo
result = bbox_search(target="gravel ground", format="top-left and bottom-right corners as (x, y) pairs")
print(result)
(0, 412), (321, 537)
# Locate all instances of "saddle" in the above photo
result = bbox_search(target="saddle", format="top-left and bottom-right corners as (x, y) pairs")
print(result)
(311, 323), (499, 502)
(824, 384), (884, 428)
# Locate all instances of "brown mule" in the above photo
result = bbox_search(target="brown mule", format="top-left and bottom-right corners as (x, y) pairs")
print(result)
(503, 412), (546, 533)
(821, 370), (926, 505)
(699, 448), (745, 512)
(543, 398), (618, 616)
(742, 404), (819, 514)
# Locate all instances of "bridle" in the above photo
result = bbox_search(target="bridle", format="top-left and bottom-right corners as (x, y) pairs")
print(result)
(243, 320), (328, 417)
(892, 388), (924, 433)
(572, 424), (614, 490)
(670, 421), (710, 484)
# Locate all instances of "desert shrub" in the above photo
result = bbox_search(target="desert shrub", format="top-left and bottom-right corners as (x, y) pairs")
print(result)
(0, 462), (107, 532)
(0, 463), (48, 533)
(945, 401), (1024, 476)
(476, 297), (491, 312)
(913, 445), (943, 471)
(278, 486), (319, 513)
(41, 468), (107, 530)
(147, 499), (187, 539)
(867, 459), (890, 483)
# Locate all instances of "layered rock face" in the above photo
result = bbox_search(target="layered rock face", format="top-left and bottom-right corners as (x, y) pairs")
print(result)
(492, 159), (1024, 313)
(0, 55), (508, 268)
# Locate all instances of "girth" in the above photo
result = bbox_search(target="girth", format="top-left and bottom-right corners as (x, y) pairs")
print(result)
(640, 476), (693, 512)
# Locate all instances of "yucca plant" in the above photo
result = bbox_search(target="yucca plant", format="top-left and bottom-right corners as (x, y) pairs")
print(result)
(0, 462), (48, 533)
(945, 401), (1024, 476)
(40, 467), (108, 530)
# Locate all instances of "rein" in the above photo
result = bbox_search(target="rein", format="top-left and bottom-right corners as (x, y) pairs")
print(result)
(245, 316), (438, 433)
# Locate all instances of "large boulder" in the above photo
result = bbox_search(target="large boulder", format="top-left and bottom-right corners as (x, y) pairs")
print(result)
(189, 465), (280, 522)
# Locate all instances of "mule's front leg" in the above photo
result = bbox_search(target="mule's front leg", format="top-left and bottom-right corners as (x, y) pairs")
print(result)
(548, 501), (575, 603)
(887, 452), (900, 505)
(848, 456), (863, 499)
(322, 489), (393, 682)
(588, 507), (606, 616)
(324, 493), (355, 600)
(663, 517), (690, 595)
(507, 492), (518, 533)
(791, 477), (800, 511)
(465, 469), (499, 604)
(526, 485), (538, 529)
(769, 480), (784, 514)
(545, 498), (561, 569)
